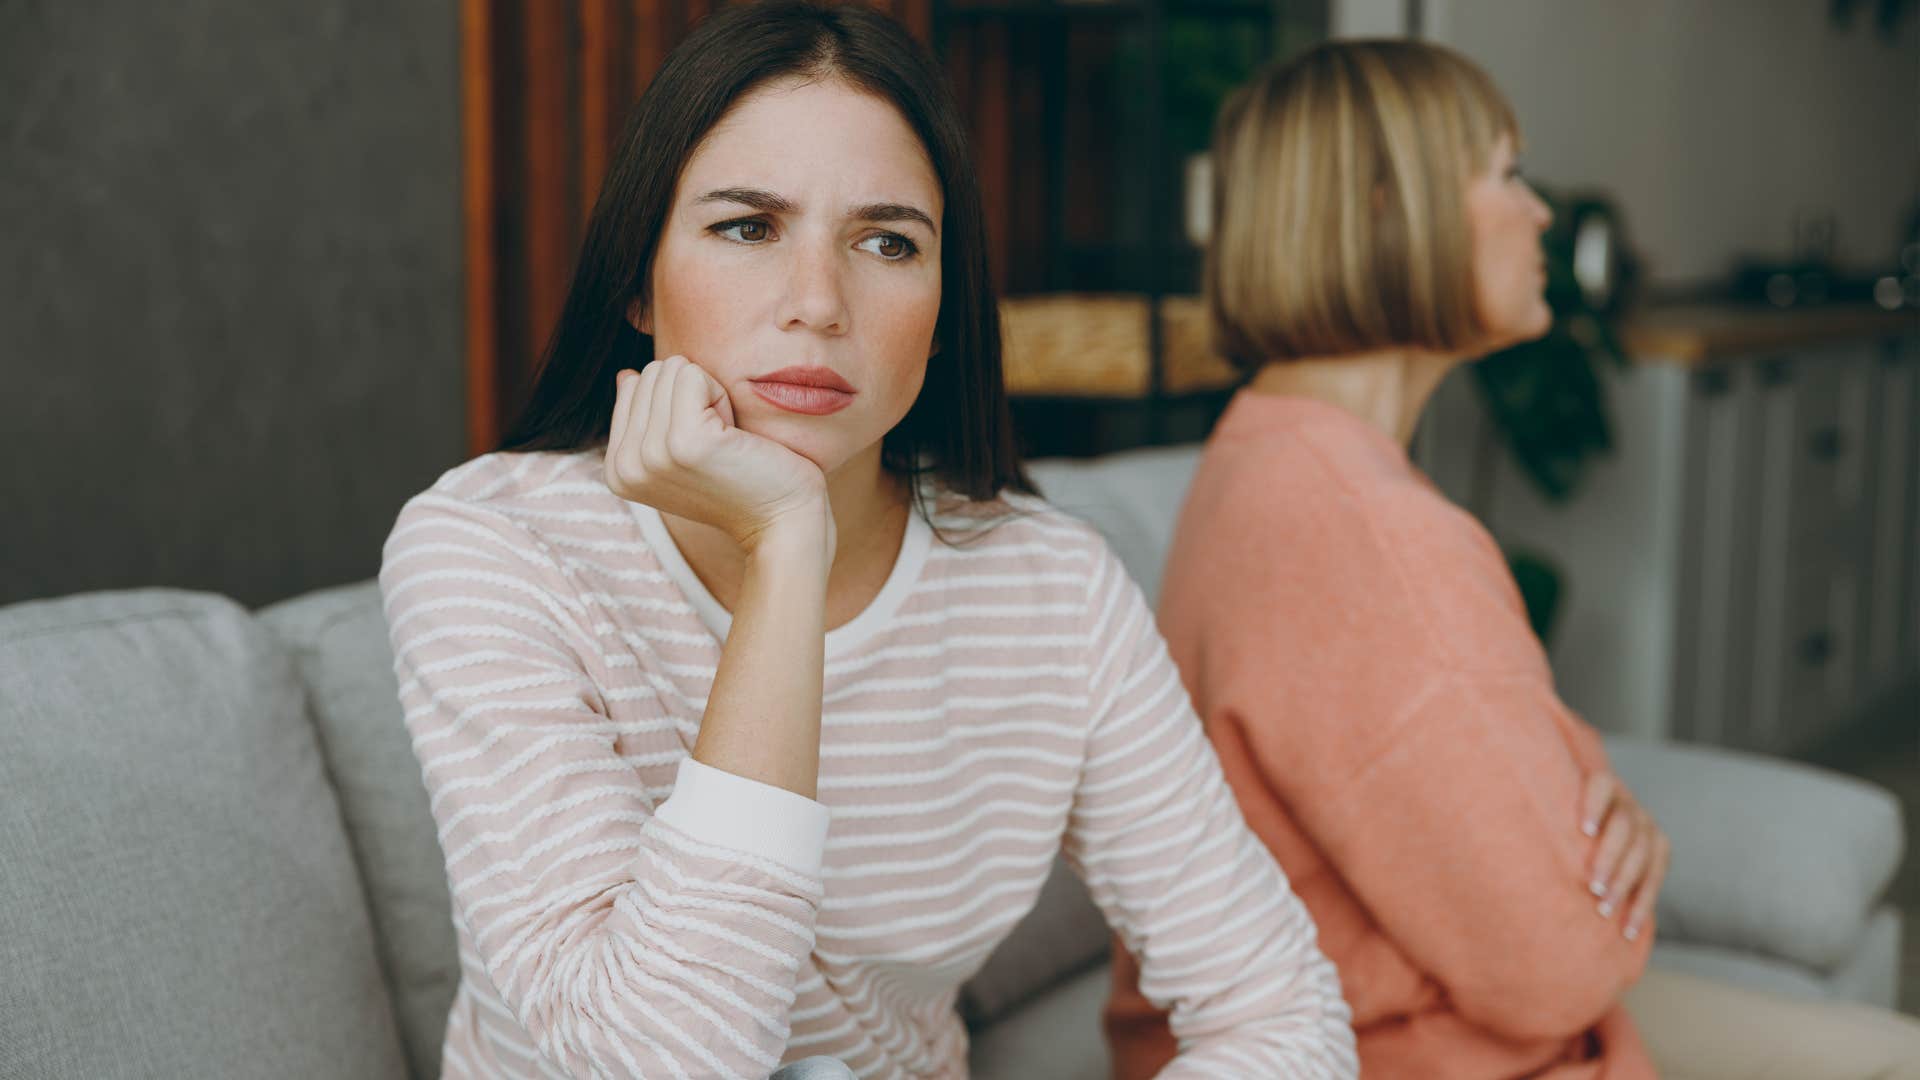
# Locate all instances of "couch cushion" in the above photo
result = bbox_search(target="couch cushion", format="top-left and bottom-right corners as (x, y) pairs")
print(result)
(261, 580), (458, 1080)
(1028, 445), (1203, 607)
(969, 962), (1112, 1080)
(1648, 941), (1835, 1003)
(1823, 905), (1902, 1010)
(960, 856), (1110, 1028)
(1603, 736), (1905, 973)
(0, 589), (407, 1080)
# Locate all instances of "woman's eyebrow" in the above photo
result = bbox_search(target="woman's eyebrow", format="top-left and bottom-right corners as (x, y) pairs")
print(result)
(849, 202), (937, 236)
(696, 187), (796, 214)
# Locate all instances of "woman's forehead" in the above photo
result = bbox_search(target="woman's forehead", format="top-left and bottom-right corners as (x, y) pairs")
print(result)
(681, 78), (941, 209)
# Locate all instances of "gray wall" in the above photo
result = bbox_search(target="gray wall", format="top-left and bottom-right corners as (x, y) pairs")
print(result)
(3, 0), (464, 608)
(1423, 0), (1920, 288)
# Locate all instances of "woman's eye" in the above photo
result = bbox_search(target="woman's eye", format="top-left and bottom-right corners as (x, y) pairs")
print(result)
(859, 233), (918, 261)
(714, 219), (771, 243)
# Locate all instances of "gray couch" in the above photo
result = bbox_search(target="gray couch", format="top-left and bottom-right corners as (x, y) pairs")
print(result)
(2, 444), (1906, 1080)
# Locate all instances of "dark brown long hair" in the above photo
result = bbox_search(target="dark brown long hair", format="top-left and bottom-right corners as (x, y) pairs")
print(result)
(499, 0), (1030, 510)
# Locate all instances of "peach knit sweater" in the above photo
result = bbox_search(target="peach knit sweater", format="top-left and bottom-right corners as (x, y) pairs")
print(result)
(1105, 393), (1658, 1080)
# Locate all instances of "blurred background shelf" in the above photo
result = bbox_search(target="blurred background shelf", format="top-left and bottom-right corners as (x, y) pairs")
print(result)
(1622, 303), (1919, 366)
(1001, 294), (1237, 396)
(1001, 296), (1920, 399)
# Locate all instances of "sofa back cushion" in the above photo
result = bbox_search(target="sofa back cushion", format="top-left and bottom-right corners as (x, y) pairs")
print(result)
(1027, 444), (1203, 607)
(261, 581), (459, 1080)
(0, 590), (407, 1080)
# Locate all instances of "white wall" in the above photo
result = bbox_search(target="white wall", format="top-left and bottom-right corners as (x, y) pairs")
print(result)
(1331, 0), (1409, 39)
(1420, 0), (1920, 287)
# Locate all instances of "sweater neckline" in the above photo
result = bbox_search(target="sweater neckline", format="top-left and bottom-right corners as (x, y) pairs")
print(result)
(1220, 388), (1414, 468)
(629, 500), (933, 658)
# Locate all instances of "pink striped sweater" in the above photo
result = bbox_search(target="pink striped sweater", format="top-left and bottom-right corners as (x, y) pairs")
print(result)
(378, 448), (1355, 1080)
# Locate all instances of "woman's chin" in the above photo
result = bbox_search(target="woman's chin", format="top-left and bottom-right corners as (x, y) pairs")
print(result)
(1502, 303), (1554, 349)
(738, 415), (856, 476)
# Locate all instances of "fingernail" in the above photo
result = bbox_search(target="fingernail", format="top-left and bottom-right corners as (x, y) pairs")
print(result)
(1597, 899), (1614, 918)
(1588, 879), (1606, 898)
(1624, 923), (1640, 941)
(1582, 821), (1598, 837)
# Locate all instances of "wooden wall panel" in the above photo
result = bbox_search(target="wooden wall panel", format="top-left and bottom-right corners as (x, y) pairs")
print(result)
(519, 0), (576, 420)
(577, 0), (622, 228)
(459, 0), (499, 455)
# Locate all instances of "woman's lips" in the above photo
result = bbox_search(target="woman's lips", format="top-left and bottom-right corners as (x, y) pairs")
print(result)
(748, 366), (856, 416)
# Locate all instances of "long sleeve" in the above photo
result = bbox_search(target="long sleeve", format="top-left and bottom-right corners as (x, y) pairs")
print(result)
(380, 489), (829, 1080)
(1234, 675), (1652, 1041)
(1065, 544), (1357, 1079)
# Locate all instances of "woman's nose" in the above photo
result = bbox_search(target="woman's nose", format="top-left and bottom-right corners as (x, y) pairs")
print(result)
(779, 240), (850, 335)
(1528, 185), (1554, 230)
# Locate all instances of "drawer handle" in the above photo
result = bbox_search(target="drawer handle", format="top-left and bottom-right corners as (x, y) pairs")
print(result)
(1799, 630), (1835, 667)
(1695, 369), (1732, 397)
(1808, 427), (1846, 461)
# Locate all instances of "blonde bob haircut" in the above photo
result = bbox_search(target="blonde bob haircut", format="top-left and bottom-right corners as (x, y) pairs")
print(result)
(1208, 39), (1520, 371)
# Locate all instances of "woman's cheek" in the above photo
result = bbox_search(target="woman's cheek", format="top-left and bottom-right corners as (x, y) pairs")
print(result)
(1515, 275), (1552, 340)
(865, 277), (940, 414)
(655, 261), (762, 370)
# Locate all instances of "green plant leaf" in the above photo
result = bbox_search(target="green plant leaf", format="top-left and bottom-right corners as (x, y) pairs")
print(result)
(1506, 547), (1565, 645)
(1471, 188), (1630, 504)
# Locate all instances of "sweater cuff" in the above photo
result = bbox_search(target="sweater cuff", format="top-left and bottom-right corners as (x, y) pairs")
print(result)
(653, 757), (831, 878)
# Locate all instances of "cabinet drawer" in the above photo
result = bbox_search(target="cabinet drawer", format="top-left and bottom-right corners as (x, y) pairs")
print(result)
(1743, 346), (1882, 752)
(1773, 346), (1876, 548)
(1672, 363), (1762, 747)
(1860, 340), (1917, 697)
(1777, 538), (1862, 751)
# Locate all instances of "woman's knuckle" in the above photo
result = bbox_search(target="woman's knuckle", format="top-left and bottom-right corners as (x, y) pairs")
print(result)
(665, 429), (701, 462)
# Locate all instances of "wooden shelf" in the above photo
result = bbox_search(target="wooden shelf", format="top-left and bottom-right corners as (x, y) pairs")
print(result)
(1002, 296), (1920, 399)
(1000, 293), (1240, 397)
(1623, 302), (1919, 366)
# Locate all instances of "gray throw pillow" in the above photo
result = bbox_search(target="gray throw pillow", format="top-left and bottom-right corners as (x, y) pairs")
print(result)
(262, 580), (459, 1079)
(0, 589), (407, 1080)
(1605, 734), (1905, 971)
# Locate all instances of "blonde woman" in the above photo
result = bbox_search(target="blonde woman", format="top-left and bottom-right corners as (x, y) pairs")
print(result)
(1103, 40), (1920, 1080)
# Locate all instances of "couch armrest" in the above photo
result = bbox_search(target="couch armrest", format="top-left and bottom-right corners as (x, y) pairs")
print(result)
(1601, 735), (1905, 973)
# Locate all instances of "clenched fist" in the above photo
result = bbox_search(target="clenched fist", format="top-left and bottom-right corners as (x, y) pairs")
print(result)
(605, 355), (834, 559)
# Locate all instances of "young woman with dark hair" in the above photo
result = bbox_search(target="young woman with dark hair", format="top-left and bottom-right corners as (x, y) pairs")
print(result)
(379, 4), (1355, 1077)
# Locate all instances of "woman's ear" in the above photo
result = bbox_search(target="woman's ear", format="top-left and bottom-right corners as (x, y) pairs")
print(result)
(625, 297), (653, 336)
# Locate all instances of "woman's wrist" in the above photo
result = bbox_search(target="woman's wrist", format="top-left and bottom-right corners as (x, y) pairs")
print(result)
(740, 497), (835, 571)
